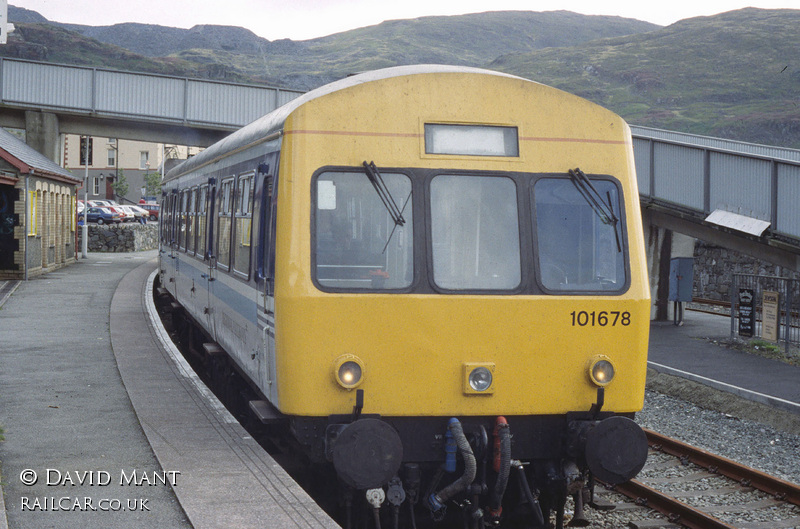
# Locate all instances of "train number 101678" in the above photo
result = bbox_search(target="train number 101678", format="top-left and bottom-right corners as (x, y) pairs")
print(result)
(570, 311), (631, 327)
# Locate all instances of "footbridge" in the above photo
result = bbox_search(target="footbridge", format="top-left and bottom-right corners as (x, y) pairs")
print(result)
(2, 58), (799, 277)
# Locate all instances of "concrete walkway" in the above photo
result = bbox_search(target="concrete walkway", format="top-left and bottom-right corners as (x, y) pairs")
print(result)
(0, 252), (191, 529)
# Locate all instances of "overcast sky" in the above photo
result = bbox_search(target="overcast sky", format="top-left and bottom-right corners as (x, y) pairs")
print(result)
(9, 0), (800, 41)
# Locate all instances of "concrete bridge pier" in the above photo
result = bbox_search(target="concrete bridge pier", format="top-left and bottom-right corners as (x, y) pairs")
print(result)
(24, 110), (61, 163)
(643, 209), (696, 321)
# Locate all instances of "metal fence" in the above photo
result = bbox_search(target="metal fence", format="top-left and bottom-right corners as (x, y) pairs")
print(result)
(730, 274), (800, 355)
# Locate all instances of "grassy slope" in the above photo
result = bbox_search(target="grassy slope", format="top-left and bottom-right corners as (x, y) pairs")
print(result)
(488, 8), (800, 145)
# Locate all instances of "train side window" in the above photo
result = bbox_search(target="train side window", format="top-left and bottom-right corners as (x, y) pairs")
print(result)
(430, 174), (521, 290)
(159, 197), (167, 243)
(187, 187), (197, 254)
(233, 173), (254, 277)
(532, 177), (626, 292)
(217, 178), (234, 270)
(178, 190), (189, 251)
(167, 194), (177, 244)
(197, 185), (208, 258)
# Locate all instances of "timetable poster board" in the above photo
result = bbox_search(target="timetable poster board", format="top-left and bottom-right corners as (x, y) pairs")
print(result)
(762, 290), (780, 342)
(738, 288), (755, 337)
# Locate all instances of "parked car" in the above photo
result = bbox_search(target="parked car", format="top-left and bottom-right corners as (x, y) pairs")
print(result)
(79, 207), (122, 224)
(119, 205), (149, 223)
(114, 206), (136, 222)
(139, 202), (160, 221)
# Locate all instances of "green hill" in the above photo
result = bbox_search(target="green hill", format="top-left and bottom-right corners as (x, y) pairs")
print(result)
(488, 8), (800, 146)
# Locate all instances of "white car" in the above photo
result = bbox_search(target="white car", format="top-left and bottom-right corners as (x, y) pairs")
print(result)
(120, 205), (149, 222)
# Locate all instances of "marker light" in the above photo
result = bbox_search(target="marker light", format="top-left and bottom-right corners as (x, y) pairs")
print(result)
(463, 363), (495, 394)
(589, 356), (615, 387)
(334, 355), (364, 389)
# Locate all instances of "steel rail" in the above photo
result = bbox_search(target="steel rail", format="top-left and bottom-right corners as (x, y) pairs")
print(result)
(645, 428), (800, 506)
(610, 479), (737, 529)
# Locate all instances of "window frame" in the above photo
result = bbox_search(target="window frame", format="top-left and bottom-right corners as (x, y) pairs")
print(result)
(530, 174), (630, 295)
(308, 166), (630, 296)
(311, 167), (416, 293)
(233, 172), (255, 279)
(428, 172), (524, 293)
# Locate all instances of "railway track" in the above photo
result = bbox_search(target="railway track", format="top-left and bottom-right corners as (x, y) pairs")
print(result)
(598, 429), (800, 529)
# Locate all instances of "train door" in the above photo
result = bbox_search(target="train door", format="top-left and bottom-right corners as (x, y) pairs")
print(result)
(256, 156), (278, 401)
(164, 192), (179, 297)
(204, 178), (218, 339)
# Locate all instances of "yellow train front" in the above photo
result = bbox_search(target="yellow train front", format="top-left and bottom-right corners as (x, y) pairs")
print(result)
(165, 65), (650, 528)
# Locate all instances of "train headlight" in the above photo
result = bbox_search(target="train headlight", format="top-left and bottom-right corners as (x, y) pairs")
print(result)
(463, 363), (495, 394)
(589, 356), (615, 386)
(334, 355), (364, 389)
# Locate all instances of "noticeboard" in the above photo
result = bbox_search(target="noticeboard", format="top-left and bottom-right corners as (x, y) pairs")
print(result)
(738, 288), (755, 337)
(762, 291), (780, 342)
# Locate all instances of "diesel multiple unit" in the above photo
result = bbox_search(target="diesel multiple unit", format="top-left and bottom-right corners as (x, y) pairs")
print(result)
(158, 65), (650, 529)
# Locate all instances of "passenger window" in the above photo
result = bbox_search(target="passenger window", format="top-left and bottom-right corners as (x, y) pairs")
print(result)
(533, 177), (626, 292)
(217, 178), (234, 270)
(430, 175), (521, 290)
(197, 185), (208, 258)
(314, 171), (413, 290)
(233, 173), (253, 277)
(187, 188), (197, 254)
(178, 190), (189, 250)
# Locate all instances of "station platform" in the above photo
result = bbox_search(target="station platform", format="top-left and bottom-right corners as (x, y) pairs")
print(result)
(648, 310), (800, 415)
(0, 252), (339, 529)
(0, 253), (798, 528)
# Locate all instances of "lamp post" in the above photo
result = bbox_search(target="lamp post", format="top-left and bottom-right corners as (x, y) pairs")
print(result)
(81, 136), (88, 259)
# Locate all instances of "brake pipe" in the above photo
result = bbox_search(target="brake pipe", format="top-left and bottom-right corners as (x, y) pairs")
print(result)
(427, 418), (477, 516)
(488, 417), (511, 518)
(513, 460), (545, 527)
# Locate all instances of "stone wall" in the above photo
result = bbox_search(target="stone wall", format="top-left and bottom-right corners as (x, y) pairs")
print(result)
(77, 224), (158, 252)
(693, 240), (800, 301)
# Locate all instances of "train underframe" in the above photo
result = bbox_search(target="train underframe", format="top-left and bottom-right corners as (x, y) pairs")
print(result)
(157, 287), (647, 529)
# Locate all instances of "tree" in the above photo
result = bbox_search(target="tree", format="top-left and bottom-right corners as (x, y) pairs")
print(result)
(110, 169), (129, 200)
(144, 172), (162, 197)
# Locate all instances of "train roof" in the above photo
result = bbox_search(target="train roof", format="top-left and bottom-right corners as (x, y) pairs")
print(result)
(165, 65), (526, 181)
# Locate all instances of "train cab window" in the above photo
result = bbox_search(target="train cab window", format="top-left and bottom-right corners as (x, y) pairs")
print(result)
(430, 175), (521, 290)
(187, 187), (197, 254)
(314, 170), (413, 290)
(197, 185), (208, 258)
(233, 173), (254, 277)
(533, 176), (626, 292)
(217, 178), (234, 270)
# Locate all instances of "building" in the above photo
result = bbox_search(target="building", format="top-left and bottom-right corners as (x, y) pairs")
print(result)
(0, 127), (81, 279)
(62, 135), (200, 205)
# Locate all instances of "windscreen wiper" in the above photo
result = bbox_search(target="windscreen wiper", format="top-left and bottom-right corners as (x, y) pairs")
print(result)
(568, 168), (622, 252)
(363, 161), (405, 226)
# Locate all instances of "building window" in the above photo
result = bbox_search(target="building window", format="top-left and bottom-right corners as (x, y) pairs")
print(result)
(27, 190), (37, 236)
(93, 176), (100, 196)
(107, 148), (116, 167)
(139, 151), (150, 170)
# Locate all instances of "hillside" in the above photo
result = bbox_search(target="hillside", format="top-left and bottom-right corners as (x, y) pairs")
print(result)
(488, 8), (800, 146)
(3, 6), (800, 147)
(5, 6), (659, 89)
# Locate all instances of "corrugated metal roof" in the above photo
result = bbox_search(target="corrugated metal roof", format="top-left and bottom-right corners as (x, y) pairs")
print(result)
(0, 127), (79, 182)
(631, 125), (800, 163)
